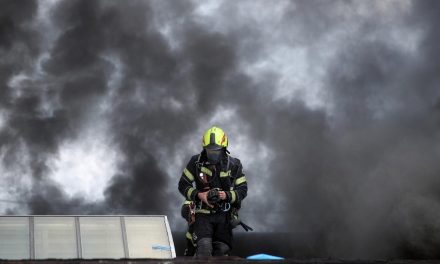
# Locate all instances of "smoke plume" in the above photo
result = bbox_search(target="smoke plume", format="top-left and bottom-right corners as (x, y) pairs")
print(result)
(1, 0), (440, 258)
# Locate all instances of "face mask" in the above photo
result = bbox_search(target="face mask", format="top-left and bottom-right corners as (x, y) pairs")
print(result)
(206, 149), (223, 164)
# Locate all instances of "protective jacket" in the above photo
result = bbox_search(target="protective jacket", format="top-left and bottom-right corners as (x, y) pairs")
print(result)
(178, 151), (247, 214)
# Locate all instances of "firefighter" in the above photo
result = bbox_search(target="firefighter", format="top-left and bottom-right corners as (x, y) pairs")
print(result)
(178, 126), (248, 256)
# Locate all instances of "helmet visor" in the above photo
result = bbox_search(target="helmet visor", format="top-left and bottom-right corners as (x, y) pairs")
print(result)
(204, 143), (223, 151)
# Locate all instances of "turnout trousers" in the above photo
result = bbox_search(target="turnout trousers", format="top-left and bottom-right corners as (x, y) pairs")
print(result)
(193, 212), (232, 255)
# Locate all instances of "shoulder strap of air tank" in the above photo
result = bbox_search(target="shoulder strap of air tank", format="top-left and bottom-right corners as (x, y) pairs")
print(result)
(194, 154), (202, 179)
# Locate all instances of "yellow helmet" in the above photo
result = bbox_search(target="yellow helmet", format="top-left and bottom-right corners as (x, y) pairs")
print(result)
(202, 126), (228, 150)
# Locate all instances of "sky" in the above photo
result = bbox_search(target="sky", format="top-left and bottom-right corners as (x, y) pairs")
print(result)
(1, 0), (440, 259)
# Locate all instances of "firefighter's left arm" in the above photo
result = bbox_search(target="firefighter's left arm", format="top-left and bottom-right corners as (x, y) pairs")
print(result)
(226, 162), (247, 204)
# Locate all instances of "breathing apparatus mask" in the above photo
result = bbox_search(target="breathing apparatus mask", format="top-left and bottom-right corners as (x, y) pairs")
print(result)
(205, 148), (224, 164)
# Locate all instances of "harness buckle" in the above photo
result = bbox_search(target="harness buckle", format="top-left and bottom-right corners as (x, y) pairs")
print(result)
(189, 202), (196, 224)
(221, 202), (231, 212)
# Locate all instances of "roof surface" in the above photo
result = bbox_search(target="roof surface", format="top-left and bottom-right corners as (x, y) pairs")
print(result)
(2, 258), (440, 264)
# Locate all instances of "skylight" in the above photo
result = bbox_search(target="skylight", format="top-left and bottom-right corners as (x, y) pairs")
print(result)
(0, 216), (175, 260)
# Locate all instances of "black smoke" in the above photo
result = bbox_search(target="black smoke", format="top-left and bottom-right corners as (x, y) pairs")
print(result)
(1, 0), (440, 259)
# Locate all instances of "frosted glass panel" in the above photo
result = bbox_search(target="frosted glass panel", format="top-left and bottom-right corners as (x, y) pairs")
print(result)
(80, 217), (125, 259)
(34, 217), (77, 259)
(0, 216), (174, 260)
(125, 217), (172, 259)
(0, 217), (30, 260)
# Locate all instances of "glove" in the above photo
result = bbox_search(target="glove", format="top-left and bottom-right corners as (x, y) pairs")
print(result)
(207, 188), (221, 204)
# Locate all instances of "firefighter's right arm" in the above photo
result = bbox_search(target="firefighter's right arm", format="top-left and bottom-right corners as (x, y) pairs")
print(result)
(178, 158), (199, 201)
